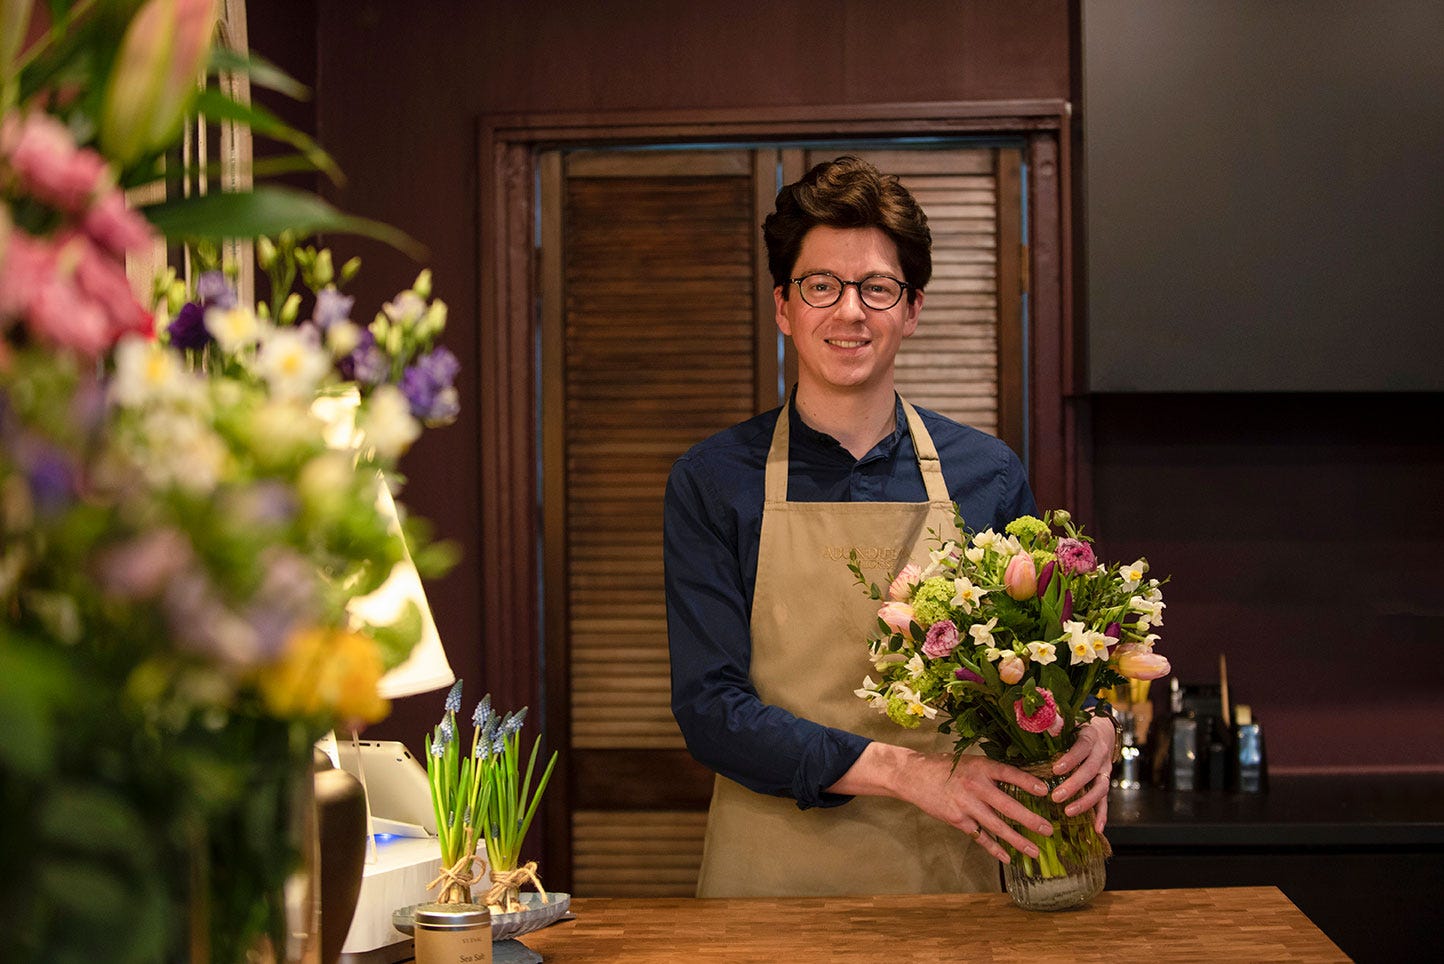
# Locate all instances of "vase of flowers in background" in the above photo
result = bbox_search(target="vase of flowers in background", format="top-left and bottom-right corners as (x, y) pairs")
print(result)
(1, 1), (459, 960)
(852, 508), (1171, 911)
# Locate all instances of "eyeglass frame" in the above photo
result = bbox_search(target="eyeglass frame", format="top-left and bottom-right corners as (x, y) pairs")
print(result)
(787, 271), (914, 311)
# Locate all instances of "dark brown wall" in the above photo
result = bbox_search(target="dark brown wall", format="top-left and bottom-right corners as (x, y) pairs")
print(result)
(248, 0), (1444, 773)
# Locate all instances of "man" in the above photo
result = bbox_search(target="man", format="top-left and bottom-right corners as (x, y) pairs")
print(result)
(663, 156), (1115, 897)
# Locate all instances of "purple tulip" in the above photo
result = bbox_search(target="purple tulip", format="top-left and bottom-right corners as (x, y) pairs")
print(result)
(1060, 588), (1073, 623)
(954, 666), (984, 684)
(1037, 559), (1056, 596)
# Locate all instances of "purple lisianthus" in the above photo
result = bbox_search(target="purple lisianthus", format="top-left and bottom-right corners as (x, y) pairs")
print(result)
(1055, 537), (1097, 577)
(922, 619), (960, 658)
(399, 345), (460, 426)
(338, 329), (389, 385)
(312, 287), (354, 329)
(25, 444), (78, 515)
(167, 301), (212, 350)
(195, 270), (237, 309)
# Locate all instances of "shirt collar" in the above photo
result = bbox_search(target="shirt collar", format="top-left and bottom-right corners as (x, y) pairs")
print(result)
(786, 388), (907, 465)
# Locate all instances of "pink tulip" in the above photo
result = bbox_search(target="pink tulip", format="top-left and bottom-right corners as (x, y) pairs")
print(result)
(99, 0), (218, 167)
(1115, 643), (1171, 681)
(1003, 553), (1037, 601)
(887, 563), (922, 602)
(998, 653), (1025, 684)
(878, 601), (916, 638)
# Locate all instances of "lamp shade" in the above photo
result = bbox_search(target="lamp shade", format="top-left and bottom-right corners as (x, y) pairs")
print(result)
(347, 476), (454, 700)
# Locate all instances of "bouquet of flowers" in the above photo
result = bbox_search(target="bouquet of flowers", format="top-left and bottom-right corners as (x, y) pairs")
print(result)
(1, 1), (457, 959)
(851, 508), (1170, 885)
(424, 681), (558, 912)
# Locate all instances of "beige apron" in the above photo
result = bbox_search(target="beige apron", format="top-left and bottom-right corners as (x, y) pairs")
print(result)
(695, 399), (998, 898)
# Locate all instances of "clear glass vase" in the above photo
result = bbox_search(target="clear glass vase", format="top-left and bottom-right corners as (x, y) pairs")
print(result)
(1001, 757), (1108, 911)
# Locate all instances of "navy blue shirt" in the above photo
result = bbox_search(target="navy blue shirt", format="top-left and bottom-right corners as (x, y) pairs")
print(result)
(663, 395), (1037, 809)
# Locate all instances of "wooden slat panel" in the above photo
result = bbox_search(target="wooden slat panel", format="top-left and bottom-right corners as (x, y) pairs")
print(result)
(563, 169), (757, 751)
(572, 810), (708, 898)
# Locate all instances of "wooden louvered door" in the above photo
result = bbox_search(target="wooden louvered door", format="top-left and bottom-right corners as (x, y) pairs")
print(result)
(540, 143), (1025, 898)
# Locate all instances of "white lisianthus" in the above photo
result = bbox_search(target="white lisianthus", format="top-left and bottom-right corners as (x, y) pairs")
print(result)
(247, 399), (323, 466)
(110, 336), (199, 408)
(383, 290), (427, 327)
(359, 385), (421, 458)
(325, 319), (362, 357)
(1026, 640), (1058, 666)
(137, 409), (229, 494)
(205, 305), (263, 353)
(255, 328), (332, 400)
(296, 451), (354, 517)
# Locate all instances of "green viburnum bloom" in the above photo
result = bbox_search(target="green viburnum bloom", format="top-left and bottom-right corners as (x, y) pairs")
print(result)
(1005, 514), (1050, 545)
(910, 577), (956, 628)
(885, 697), (923, 729)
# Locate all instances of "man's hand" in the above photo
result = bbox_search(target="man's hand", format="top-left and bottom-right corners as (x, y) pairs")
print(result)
(827, 742), (1058, 865)
(1046, 714), (1115, 833)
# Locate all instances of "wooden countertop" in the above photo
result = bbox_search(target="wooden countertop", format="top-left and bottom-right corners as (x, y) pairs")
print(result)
(518, 886), (1346, 962)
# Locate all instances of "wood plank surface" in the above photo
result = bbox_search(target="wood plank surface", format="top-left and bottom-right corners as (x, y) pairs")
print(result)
(517, 887), (1347, 962)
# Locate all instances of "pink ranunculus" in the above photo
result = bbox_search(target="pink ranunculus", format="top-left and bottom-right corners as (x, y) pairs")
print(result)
(1047, 713), (1065, 738)
(1003, 552), (1037, 601)
(1055, 537), (1097, 577)
(1014, 686), (1060, 734)
(921, 619), (959, 658)
(1115, 643), (1172, 681)
(888, 563), (922, 602)
(998, 652), (1025, 684)
(878, 601), (916, 638)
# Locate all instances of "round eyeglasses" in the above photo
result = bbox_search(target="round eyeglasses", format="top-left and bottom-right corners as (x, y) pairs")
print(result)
(789, 272), (911, 311)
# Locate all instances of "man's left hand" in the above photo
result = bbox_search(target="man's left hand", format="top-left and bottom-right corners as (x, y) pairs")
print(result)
(1047, 715), (1115, 833)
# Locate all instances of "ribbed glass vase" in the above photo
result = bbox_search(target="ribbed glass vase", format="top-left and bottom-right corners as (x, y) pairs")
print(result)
(1002, 757), (1108, 911)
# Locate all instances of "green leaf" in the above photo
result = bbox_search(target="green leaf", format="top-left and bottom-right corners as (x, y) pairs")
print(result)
(207, 47), (311, 101)
(140, 186), (427, 260)
(191, 87), (342, 185)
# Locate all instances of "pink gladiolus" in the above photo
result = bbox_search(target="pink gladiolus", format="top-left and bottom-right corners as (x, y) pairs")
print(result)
(878, 601), (916, 638)
(3, 112), (111, 213)
(84, 191), (156, 257)
(99, 0), (218, 167)
(1115, 644), (1171, 681)
(888, 563), (922, 602)
(921, 619), (959, 658)
(1055, 537), (1097, 577)
(1014, 687), (1060, 734)
(998, 653), (1025, 685)
(1003, 552), (1037, 601)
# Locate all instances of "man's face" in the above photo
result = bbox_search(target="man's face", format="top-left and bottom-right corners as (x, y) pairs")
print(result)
(774, 225), (922, 399)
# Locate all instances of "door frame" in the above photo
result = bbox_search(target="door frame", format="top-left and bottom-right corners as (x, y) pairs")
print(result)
(475, 100), (1079, 883)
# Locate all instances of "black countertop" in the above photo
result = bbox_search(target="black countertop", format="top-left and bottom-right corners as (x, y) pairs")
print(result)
(1105, 771), (1444, 849)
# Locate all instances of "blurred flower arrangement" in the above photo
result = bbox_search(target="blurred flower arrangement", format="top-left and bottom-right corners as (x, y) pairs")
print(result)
(851, 508), (1170, 883)
(424, 681), (557, 913)
(1, 1), (456, 960)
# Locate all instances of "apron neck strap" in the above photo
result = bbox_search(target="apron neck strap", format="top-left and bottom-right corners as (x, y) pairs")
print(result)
(765, 397), (951, 504)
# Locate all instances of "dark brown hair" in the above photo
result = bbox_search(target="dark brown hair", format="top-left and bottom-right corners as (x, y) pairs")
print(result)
(763, 155), (931, 302)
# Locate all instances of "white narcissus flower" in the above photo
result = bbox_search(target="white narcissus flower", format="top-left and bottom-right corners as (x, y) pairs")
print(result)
(893, 682), (938, 720)
(854, 676), (888, 710)
(1089, 631), (1111, 660)
(255, 327), (331, 400)
(904, 654), (927, 680)
(952, 576), (988, 613)
(973, 528), (999, 551)
(964, 545), (985, 564)
(359, 385), (421, 458)
(1026, 640), (1058, 666)
(1065, 620), (1097, 665)
(968, 617), (999, 649)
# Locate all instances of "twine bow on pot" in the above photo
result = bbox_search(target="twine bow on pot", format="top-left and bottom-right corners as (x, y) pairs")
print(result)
(484, 861), (549, 913)
(427, 852), (485, 905)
